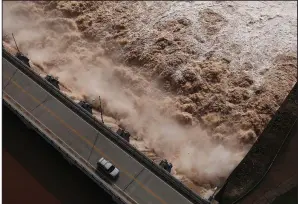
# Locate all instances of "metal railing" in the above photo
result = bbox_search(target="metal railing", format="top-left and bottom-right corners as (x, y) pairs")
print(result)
(3, 99), (130, 204)
(3, 49), (208, 204)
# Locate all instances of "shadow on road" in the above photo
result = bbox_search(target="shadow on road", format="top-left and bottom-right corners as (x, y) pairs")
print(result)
(3, 105), (116, 204)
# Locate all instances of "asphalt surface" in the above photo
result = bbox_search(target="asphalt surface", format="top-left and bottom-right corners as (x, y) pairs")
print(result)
(3, 105), (116, 204)
(2, 57), (195, 204)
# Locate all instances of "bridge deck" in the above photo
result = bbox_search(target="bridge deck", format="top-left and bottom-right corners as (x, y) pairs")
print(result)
(3, 55), (198, 204)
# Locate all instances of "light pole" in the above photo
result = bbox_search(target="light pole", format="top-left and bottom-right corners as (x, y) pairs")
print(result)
(99, 96), (104, 124)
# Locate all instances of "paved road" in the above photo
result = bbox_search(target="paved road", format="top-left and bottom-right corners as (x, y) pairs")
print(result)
(2, 57), (195, 204)
(239, 120), (297, 204)
(3, 105), (116, 204)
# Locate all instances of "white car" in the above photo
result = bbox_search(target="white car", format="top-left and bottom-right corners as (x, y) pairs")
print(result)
(96, 157), (120, 179)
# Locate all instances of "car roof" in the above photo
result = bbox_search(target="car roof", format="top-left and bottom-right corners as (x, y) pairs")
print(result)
(99, 157), (110, 164)
(99, 157), (105, 162)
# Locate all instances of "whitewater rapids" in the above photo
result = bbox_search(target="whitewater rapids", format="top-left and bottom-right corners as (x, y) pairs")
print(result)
(3, 1), (297, 198)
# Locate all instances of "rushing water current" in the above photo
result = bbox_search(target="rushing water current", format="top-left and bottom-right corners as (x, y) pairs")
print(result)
(3, 1), (297, 198)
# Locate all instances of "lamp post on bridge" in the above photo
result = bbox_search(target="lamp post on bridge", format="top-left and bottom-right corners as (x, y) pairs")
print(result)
(98, 96), (104, 124)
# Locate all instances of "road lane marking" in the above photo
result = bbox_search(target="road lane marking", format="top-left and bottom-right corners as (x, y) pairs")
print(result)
(3, 91), (137, 204)
(3, 74), (168, 204)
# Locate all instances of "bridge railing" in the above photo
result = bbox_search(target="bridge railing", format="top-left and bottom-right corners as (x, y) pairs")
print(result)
(3, 49), (209, 204)
(3, 99), (132, 204)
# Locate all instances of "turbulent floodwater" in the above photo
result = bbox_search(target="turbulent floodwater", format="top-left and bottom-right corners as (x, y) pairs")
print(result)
(3, 1), (297, 198)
